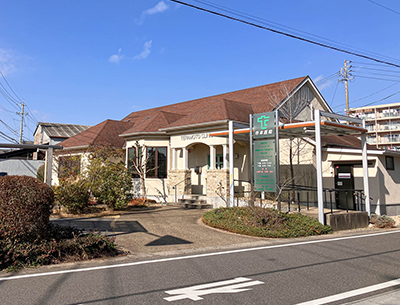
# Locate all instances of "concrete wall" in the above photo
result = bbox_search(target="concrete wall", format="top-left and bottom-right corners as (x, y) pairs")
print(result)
(0, 159), (44, 177)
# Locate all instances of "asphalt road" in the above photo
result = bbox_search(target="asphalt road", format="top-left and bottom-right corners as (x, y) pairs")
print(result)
(1, 230), (400, 304)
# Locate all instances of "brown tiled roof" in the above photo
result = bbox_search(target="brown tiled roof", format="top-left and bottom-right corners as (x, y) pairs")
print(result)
(321, 135), (376, 150)
(59, 120), (134, 148)
(121, 76), (307, 135)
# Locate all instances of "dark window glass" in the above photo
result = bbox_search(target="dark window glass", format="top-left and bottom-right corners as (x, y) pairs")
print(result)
(386, 156), (395, 170)
(146, 147), (167, 178)
(157, 147), (167, 178)
(146, 147), (157, 178)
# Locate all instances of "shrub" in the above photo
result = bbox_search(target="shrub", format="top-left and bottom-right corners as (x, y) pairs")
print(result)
(0, 224), (119, 271)
(371, 214), (395, 228)
(0, 176), (54, 242)
(202, 207), (332, 238)
(84, 145), (133, 210)
(37, 164), (45, 182)
(53, 179), (90, 214)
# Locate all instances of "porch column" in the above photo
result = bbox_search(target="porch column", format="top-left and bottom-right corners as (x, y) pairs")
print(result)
(315, 110), (325, 225)
(209, 145), (216, 169)
(223, 144), (228, 169)
(361, 119), (371, 216)
(172, 148), (177, 170)
(229, 121), (234, 207)
(183, 147), (189, 170)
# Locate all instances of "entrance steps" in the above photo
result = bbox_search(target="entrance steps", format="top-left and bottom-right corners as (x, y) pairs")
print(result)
(168, 195), (213, 209)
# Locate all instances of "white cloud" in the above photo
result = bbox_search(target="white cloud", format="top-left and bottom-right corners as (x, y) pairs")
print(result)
(109, 48), (125, 64)
(314, 74), (334, 91)
(134, 41), (152, 60)
(0, 49), (17, 76)
(314, 75), (323, 83)
(136, 1), (169, 25)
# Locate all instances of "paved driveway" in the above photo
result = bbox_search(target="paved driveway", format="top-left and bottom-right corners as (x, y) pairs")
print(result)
(52, 206), (264, 255)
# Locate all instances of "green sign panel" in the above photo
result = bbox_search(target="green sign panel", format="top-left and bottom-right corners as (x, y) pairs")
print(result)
(254, 139), (276, 192)
(253, 112), (275, 139)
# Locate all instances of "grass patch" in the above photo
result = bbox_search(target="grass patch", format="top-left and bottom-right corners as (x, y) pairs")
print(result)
(202, 207), (332, 238)
(0, 224), (123, 272)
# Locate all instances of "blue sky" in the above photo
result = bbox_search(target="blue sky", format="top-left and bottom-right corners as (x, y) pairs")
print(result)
(1, 0), (400, 142)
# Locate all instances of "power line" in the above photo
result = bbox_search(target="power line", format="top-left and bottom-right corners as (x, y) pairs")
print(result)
(170, 0), (400, 68)
(25, 104), (39, 124)
(315, 72), (340, 85)
(329, 81), (340, 108)
(351, 83), (398, 104)
(352, 66), (400, 74)
(352, 74), (400, 82)
(191, 0), (400, 65)
(0, 70), (23, 103)
(366, 0), (400, 16)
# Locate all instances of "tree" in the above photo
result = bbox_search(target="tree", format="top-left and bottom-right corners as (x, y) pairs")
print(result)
(267, 83), (316, 204)
(84, 145), (133, 209)
(128, 141), (157, 203)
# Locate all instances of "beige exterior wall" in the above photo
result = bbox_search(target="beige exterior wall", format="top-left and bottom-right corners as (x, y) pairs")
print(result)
(51, 150), (89, 186)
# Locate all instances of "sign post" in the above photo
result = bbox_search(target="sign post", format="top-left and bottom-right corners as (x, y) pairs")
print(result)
(252, 111), (277, 192)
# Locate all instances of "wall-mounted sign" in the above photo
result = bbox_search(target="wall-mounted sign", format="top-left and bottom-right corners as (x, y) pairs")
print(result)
(254, 139), (276, 192)
(181, 133), (210, 141)
(253, 112), (275, 139)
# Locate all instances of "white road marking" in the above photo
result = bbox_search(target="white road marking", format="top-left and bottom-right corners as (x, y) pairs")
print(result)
(0, 230), (399, 282)
(164, 277), (264, 301)
(296, 278), (400, 305)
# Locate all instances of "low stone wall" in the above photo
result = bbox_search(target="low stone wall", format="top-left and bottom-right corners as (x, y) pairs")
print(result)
(207, 169), (229, 198)
(325, 211), (369, 231)
(168, 169), (192, 197)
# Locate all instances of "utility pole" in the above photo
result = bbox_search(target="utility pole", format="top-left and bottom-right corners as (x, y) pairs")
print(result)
(17, 100), (27, 144)
(340, 60), (353, 115)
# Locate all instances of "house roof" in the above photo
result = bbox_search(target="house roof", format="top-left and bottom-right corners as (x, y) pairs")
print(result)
(59, 120), (134, 149)
(121, 76), (307, 136)
(321, 135), (375, 150)
(36, 122), (91, 138)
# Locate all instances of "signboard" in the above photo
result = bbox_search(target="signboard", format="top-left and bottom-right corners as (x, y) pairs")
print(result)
(253, 112), (275, 139)
(254, 139), (276, 192)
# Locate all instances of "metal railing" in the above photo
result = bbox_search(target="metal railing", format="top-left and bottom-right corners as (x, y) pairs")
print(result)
(172, 177), (191, 203)
(280, 185), (373, 214)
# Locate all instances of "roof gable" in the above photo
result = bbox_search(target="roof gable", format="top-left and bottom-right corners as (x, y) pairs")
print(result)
(60, 120), (133, 148)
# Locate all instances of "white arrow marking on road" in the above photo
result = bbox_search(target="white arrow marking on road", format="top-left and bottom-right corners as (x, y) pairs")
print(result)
(164, 277), (264, 301)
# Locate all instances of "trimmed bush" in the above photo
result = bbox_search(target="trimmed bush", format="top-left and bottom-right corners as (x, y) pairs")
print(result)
(202, 207), (332, 238)
(0, 176), (54, 242)
(53, 179), (90, 214)
(0, 224), (119, 271)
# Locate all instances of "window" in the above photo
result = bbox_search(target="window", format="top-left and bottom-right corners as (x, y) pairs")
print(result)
(128, 146), (141, 178)
(58, 155), (81, 178)
(146, 147), (167, 178)
(207, 154), (224, 169)
(386, 156), (395, 170)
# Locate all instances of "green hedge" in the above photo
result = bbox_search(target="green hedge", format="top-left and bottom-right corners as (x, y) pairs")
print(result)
(202, 207), (332, 238)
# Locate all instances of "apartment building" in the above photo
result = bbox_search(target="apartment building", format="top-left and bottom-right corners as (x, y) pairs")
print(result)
(349, 102), (400, 151)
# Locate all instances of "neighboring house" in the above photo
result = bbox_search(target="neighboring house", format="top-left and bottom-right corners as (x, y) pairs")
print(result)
(0, 147), (44, 177)
(53, 119), (134, 185)
(349, 102), (400, 151)
(33, 122), (91, 160)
